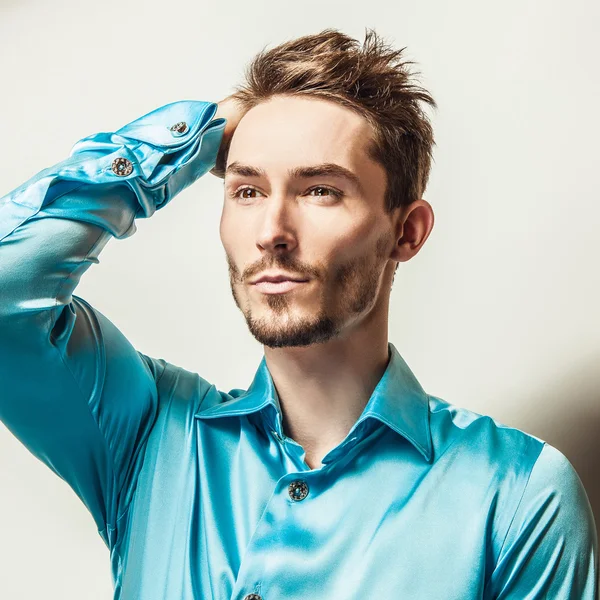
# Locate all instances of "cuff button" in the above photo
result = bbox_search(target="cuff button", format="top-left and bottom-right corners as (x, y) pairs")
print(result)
(169, 121), (189, 136)
(111, 157), (133, 177)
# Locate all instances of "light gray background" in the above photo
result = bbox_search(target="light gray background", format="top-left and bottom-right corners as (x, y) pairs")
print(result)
(1, 0), (599, 596)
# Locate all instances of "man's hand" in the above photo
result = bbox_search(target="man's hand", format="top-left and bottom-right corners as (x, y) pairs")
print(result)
(210, 95), (246, 179)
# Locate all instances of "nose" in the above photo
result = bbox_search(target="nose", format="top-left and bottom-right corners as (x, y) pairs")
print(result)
(255, 196), (298, 254)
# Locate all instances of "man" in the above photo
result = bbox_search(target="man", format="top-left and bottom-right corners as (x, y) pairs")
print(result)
(0, 27), (597, 599)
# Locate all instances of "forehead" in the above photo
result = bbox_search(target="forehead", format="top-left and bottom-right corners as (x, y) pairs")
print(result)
(227, 95), (377, 174)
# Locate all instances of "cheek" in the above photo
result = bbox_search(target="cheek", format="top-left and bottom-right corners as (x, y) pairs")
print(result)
(220, 211), (246, 255)
(317, 222), (375, 266)
(218, 209), (227, 246)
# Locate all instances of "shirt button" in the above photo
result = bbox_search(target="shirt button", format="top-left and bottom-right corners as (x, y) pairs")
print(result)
(111, 157), (133, 177)
(243, 595), (262, 600)
(288, 480), (309, 501)
(169, 121), (189, 136)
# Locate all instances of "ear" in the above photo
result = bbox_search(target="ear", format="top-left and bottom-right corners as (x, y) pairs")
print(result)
(389, 199), (435, 263)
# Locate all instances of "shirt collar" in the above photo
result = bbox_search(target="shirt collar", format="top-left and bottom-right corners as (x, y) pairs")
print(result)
(195, 342), (432, 462)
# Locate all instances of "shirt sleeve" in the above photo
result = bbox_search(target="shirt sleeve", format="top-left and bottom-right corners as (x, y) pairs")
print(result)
(0, 100), (226, 547)
(487, 442), (598, 599)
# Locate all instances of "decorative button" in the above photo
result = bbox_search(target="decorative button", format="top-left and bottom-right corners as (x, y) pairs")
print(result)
(111, 157), (133, 177)
(169, 121), (189, 136)
(288, 480), (309, 502)
(243, 595), (262, 600)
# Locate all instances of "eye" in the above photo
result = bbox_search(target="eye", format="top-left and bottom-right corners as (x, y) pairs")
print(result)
(307, 186), (343, 200)
(230, 186), (262, 201)
(229, 185), (343, 203)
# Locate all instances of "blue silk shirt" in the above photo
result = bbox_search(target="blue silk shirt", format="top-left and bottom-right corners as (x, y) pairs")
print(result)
(0, 100), (597, 600)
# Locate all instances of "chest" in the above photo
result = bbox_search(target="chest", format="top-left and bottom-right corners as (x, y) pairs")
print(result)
(115, 417), (496, 600)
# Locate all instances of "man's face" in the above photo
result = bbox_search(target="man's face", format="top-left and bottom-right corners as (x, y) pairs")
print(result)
(220, 95), (398, 348)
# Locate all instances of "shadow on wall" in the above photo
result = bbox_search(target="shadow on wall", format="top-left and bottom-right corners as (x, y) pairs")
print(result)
(516, 352), (600, 549)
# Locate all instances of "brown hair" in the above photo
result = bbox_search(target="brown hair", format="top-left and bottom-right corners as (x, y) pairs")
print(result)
(216, 27), (437, 213)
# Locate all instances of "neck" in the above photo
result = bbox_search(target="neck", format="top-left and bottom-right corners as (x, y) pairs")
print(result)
(263, 309), (391, 469)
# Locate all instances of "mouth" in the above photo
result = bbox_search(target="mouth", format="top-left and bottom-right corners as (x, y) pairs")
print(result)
(252, 279), (310, 294)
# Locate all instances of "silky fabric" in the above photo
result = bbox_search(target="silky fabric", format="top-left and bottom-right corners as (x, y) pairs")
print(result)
(0, 100), (597, 600)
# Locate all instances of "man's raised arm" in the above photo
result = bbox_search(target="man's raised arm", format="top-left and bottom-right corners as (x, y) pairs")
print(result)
(0, 100), (226, 546)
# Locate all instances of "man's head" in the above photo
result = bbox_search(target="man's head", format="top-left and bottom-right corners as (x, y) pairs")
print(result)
(218, 28), (436, 349)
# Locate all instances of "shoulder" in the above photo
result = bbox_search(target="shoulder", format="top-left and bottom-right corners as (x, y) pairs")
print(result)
(488, 443), (597, 595)
(427, 396), (597, 588)
(516, 442), (595, 528)
(427, 394), (545, 472)
(426, 395), (595, 531)
(428, 392), (590, 498)
(136, 353), (227, 415)
(424, 395), (584, 521)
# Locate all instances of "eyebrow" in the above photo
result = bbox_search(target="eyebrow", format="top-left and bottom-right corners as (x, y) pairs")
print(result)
(225, 161), (364, 194)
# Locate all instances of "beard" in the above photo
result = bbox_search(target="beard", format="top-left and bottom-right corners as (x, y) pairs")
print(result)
(226, 232), (391, 348)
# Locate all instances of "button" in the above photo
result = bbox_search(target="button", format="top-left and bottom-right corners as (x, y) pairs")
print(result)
(288, 480), (309, 501)
(111, 157), (133, 177)
(169, 121), (189, 136)
(243, 595), (262, 600)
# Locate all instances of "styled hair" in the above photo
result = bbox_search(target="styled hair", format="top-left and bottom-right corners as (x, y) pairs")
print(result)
(216, 27), (437, 213)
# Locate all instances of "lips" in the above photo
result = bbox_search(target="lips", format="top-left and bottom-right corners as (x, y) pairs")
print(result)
(252, 279), (310, 294)
(252, 274), (308, 284)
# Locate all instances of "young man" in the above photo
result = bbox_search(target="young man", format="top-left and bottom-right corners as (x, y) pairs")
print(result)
(0, 28), (597, 599)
